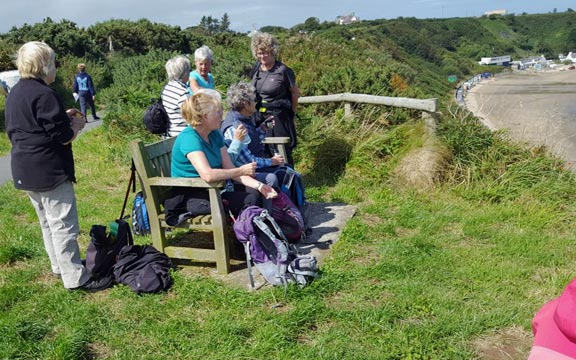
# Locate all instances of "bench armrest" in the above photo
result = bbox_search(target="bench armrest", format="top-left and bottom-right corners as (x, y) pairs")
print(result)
(148, 177), (225, 188)
(262, 137), (290, 162)
(262, 137), (291, 145)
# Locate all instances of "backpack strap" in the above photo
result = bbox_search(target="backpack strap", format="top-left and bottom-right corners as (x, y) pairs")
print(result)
(260, 210), (290, 244)
(253, 212), (291, 263)
(249, 60), (261, 80)
(244, 242), (255, 288)
(253, 211), (291, 301)
(119, 161), (136, 220)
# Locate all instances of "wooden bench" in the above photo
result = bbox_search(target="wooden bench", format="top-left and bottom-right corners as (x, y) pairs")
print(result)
(129, 136), (290, 274)
(130, 137), (232, 274)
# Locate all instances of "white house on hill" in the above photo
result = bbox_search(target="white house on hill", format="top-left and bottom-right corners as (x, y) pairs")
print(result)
(336, 13), (360, 25)
(483, 9), (508, 16)
(479, 55), (511, 66)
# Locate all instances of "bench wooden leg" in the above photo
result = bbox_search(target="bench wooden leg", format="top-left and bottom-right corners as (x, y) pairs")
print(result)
(213, 226), (231, 274)
(209, 188), (230, 274)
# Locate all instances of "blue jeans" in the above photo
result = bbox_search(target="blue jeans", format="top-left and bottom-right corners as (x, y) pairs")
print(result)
(27, 181), (90, 288)
(79, 93), (98, 119)
(255, 172), (278, 188)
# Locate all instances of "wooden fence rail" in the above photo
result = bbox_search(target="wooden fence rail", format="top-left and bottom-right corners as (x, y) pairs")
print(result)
(298, 93), (438, 114)
(298, 92), (438, 131)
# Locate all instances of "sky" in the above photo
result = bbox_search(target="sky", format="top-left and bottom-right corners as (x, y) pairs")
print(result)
(0, 0), (574, 34)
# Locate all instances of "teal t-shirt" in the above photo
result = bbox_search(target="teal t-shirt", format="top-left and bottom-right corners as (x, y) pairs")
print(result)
(188, 70), (214, 95)
(171, 126), (225, 178)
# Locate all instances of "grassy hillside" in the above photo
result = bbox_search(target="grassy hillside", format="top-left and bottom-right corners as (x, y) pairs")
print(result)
(1, 12), (576, 358)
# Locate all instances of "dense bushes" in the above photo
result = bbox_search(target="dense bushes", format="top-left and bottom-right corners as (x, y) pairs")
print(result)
(2, 12), (574, 156)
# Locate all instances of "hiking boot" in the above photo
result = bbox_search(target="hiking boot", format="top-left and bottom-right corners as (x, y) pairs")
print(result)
(70, 276), (114, 293)
(93, 116), (100, 120)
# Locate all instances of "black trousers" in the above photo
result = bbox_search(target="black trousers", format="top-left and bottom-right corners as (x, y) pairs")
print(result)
(262, 108), (296, 167)
(164, 187), (262, 226)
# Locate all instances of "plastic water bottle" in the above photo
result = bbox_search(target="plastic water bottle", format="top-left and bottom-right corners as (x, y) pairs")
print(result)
(234, 121), (251, 145)
(241, 133), (251, 145)
(281, 167), (295, 195)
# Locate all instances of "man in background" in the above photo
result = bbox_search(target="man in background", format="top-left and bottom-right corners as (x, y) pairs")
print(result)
(73, 63), (99, 121)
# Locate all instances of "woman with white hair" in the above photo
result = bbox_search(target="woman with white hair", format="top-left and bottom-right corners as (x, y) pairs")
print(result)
(221, 82), (284, 187)
(161, 55), (191, 137)
(5, 41), (111, 292)
(188, 45), (214, 94)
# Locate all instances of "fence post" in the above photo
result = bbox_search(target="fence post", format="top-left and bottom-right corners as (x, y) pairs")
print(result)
(344, 102), (352, 116)
(422, 111), (437, 134)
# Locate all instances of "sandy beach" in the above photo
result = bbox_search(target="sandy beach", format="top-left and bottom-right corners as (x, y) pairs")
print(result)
(465, 67), (576, 168)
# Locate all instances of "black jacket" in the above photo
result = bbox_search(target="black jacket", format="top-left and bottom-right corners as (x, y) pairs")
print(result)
(6, 78), (76, 191)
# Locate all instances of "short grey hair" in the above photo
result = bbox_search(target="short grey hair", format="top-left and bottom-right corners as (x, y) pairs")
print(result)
(250, 31), (279, 58)
(16, 41), (55, 79)
(165, 55), (191, 81)
(194, 45), (213, 62)
(226, 82), (256, 111)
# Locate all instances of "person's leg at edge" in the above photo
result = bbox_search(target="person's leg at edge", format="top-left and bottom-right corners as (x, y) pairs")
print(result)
(223, 190), (262, 217)
(255, 172), (278, 188)
(254, 172), (278, 211)
(87, 96), (98, 119)
(27, 191), (61, 276)
(79, 95), (88, 119)
(29, 181), (90, 289)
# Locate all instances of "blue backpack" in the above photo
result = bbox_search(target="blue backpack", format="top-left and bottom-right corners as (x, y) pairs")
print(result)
(274, 166), (306, 208)
(132, 191), (151, 236)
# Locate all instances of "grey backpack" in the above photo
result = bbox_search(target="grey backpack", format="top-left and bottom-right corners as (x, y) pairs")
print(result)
(233, 206), (319, 289)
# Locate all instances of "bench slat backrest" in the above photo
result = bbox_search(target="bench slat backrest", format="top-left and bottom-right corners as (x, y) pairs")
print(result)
(144, 136), (175, 178)
(130, 137), (176, 218)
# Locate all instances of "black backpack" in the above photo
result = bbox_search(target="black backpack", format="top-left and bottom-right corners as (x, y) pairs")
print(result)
(143, 99), (169, 134)
(86, 219), (134, 279)
(112, 245), (173, 294)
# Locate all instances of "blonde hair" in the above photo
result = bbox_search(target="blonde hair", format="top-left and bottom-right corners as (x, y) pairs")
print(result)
(16, 41), (55, 79)
(181, 90), (222, 127)
(250, 31), (279, 58)
(77, 63), (86, 72)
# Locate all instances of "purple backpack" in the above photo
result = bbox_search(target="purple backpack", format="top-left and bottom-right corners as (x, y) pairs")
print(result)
(233, 206), (319, 289)
(233, 206), (292, 287)
(270, 192), (305, 242)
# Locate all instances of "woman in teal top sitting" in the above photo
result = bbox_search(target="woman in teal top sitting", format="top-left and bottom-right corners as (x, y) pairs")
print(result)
(188, 46), (214, 95)
(165, 89), (277, 226)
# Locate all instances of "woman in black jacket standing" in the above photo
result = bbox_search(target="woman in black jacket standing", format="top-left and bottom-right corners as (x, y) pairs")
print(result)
(250, 31), (300, 166)
(5, 41), (111, 292)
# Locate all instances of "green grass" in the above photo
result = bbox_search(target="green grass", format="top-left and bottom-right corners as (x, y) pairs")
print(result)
(1, 109), (575, 359)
